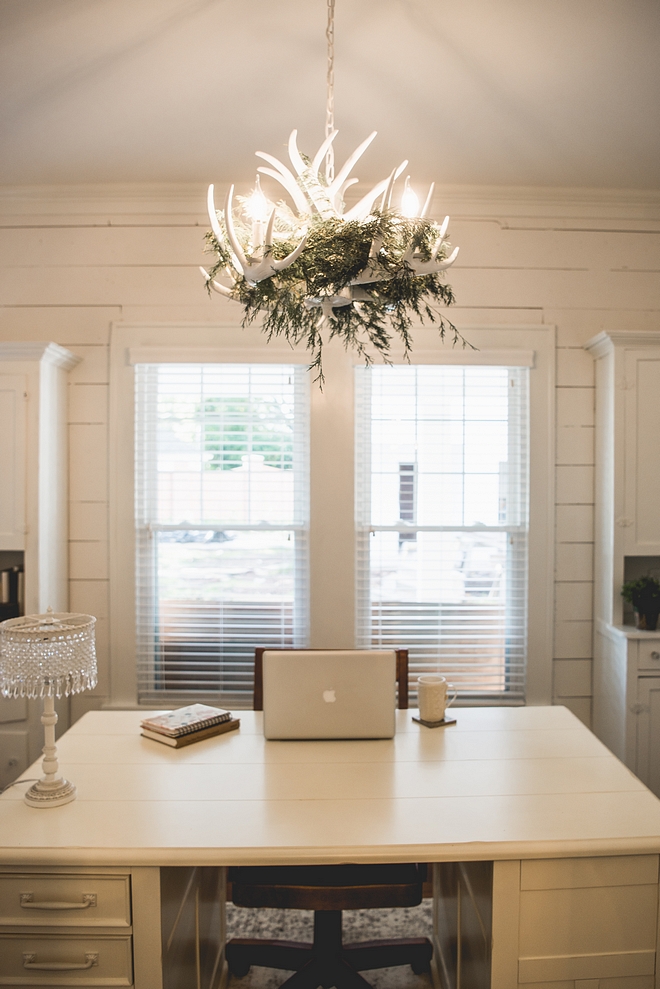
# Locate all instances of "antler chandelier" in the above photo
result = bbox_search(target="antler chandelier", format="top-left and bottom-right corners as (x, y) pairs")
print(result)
(201, 0), (462, 378)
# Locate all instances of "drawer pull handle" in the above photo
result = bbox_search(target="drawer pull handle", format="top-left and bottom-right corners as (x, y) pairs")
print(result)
(20, 892), (97, 910)
(651, 652), (660, 660)
(22, 952), (99, 971)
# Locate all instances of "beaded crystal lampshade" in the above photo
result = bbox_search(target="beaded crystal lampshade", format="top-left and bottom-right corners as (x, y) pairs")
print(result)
(0, 609), (97, 807)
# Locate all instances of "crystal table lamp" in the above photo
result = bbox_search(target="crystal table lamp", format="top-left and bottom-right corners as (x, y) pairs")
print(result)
(0, 609), (96, 808)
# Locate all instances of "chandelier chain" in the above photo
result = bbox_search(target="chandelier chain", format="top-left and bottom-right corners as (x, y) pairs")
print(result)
(325, 0), (335, 184)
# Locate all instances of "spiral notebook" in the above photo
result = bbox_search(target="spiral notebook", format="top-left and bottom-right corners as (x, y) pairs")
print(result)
(140, 704), (231, 738)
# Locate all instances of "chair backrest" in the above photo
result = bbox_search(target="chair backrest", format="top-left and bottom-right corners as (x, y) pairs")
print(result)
(253, 648), (408, 711)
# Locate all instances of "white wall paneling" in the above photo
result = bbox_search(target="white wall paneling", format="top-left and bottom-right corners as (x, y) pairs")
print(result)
(0, 342), (80, 779)
(0, 375), (26, 549)
(0, 343), (79, 614)
(554, 622), (594, 660)
(556, 387), (595, 427)
(555, 505), (594, 543)
(555, 543), (594, 583)
(0, 185), (659, 738)
(556, 426), (595, 467)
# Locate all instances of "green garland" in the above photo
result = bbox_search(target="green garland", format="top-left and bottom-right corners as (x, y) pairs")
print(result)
(204, 204), (472, 381)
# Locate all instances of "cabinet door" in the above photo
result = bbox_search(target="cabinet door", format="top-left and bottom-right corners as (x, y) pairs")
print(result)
(636, 678), (660, 796)
(624, 351), (660, 553)
(0, 375), (26, 550)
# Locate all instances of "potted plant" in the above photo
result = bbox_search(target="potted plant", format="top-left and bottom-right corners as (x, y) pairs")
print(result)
(621, 575), (660, 631)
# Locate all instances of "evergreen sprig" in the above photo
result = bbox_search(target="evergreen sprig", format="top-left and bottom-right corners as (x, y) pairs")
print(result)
(204, 206), (472, 380)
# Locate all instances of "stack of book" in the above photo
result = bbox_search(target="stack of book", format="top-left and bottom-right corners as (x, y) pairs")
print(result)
(140, 704), (240, 748)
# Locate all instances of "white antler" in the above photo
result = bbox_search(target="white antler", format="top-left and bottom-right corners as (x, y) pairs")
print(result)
(286, 130), (337, 218)
(207, 184), (224, 244)
(327, 131), (377, 205)
(304, 289), (354, 329)
(342, 178), (390, 223)
(311, 130), (339, 176)
(289, 130), (376, 207)
(303, 284), (382, 329)
(224, 185), (308, 285)
(348, 229), (389, 286)
(207, 184), (244, 272)
(404, 244), (460, 275)
(304, 290), (353, 313)
(346, 166), (409, 286)
(343, 161), (407, 222)
(264, 131), (383, 220)
(401, 214), (459, 275)
(255, 153), (310, 216)
(420, 183), (435, 219)
(288, 130), (307, 177)
(200, 267), (235, 299)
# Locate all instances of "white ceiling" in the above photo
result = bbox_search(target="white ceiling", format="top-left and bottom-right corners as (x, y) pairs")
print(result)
(1, 0), (659, 190)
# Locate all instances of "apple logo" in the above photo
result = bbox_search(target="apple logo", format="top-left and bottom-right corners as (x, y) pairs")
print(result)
(322, 688), (337, 704)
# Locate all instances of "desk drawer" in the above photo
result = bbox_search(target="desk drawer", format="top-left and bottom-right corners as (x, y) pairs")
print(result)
(0, 934), (132, 985)
(638, 640), (660, 672)
(0, 875), (131, 928)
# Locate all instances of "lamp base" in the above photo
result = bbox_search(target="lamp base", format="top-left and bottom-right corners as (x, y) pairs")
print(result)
(24, 777), (76, 808)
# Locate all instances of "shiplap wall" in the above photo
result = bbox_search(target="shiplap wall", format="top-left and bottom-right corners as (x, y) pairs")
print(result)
(1, 184), (659, 731)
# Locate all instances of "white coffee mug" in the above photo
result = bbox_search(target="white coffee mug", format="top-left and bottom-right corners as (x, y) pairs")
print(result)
(417, 674), (457, 723)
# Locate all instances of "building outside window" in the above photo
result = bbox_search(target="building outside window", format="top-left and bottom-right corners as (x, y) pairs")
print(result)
(356, 365), (529, 700)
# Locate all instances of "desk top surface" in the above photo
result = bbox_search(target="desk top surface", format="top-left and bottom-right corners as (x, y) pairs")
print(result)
(2, 706), (660, 868)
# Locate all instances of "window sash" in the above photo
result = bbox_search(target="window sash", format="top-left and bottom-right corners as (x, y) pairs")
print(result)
(355, 365), (530, 702)
(134, 363), (309, 707)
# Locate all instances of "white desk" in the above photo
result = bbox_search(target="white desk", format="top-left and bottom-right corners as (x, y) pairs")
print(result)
(1, 706), (660, 989)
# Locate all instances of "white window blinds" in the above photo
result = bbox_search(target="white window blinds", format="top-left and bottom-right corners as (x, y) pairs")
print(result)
(355, 365), (529, 702)
(134, 364), (309, 707)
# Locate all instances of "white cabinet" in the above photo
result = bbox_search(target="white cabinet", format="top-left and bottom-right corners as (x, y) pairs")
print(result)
(587, 331), (660, 627)
(433, 855), (660, 988)
(637, 675), (660, 796)
(587, 332), (660, 795)
(0, 866), (225, 989)
(593, 623), (660, 793)
(623, 348), (660, 555)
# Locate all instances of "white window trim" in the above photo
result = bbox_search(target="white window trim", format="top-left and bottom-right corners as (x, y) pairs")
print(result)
(108, 321), (555, 708)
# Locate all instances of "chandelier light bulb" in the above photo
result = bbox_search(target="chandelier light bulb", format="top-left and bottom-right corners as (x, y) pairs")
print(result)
(401, 177), (420, 218)
(244, 176), (270, 223)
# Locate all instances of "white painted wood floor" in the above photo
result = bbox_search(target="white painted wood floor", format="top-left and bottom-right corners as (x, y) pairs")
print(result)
(226, 902), (434, 988)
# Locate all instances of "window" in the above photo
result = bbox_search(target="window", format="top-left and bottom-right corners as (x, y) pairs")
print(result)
(356, 365), (529, 701)
(134, 363), (309, 707)
(109, 324), (553, 709)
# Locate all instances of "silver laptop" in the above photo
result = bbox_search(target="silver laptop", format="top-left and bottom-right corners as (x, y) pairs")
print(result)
(262, 650), (397, 740)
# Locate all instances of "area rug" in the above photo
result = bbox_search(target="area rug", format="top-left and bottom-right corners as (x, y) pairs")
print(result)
(226, 901), (434, 988)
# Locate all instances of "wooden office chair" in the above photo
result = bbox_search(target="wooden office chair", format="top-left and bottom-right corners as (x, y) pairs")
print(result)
(225, 648), (433, 988)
